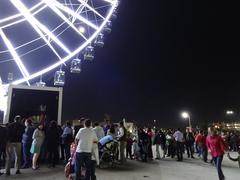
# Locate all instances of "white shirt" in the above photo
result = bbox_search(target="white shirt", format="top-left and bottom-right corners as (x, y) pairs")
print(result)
(93, 126), (105, 140)
(173, 130), (184, 142)
(75, 127), (98, 153)
(118, 127), (124, 138)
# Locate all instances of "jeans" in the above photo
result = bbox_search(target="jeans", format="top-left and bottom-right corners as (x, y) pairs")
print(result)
(75, 152), (91, 180)
(64, 144), (71, 163)
(22, 142), (32, 167)
(185, 143), (194, 158)
(213, 155), (225, 180)
(89, 160), (96, 180)
(201, 146), (208, 162)
(176, 142), (183, 161)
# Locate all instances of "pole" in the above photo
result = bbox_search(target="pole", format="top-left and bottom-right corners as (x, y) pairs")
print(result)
(189, 116), (192, 132)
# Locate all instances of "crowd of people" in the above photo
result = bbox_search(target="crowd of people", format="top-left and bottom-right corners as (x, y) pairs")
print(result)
(0, 115), (240, 180)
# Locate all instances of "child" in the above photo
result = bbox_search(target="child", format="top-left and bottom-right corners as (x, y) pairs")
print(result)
(64, 143), (76, 180)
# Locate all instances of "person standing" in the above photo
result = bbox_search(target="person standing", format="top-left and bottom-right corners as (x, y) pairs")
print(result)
(147, 128), (153, 160)
(166, 130), (174, 158)
(46, 121), (60, 168)
(159, 130), (167, 158)
(75, 119), (98, 180)
(22, 118), (35, 168)
(0, 124), (8, 176)
(5, 115), (25, 175)
(30, 123), (45, 170)
(184, 128), (195, 158)
(62, 121), (74, 164)
(201, 131), (208, 162)
(173, 128), (184, 161)
(126, 132), (133, 159)
(207, 127), (227, 180)
(118, 121), (127, 163)
(153, 129), (161, 159)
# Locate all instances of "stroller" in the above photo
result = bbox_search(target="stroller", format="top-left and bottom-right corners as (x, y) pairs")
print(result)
(98, 135), (119, 168)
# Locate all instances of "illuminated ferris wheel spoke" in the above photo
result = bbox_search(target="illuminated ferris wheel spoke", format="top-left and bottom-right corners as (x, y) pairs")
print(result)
(11, 0), (71, 56)
(77, 0), (105, 20)
(0, 20), (68, 55)
(0, 29), (30, 86)
(50, 0), (98, 30)
(68, 0), (75, 12)
(0, 2), (44, 25)
(71, 4), (85, 23)
(7, 10), (66, 67)
(43, 0), (88, 40)
(0, 4), (48, 30)
(103, 0), (116, 5)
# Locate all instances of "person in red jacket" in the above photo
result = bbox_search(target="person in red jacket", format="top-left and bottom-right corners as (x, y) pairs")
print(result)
(206, 127), (227, 180)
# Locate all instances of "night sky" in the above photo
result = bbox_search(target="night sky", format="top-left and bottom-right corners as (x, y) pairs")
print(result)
(60, 0), (240, 127)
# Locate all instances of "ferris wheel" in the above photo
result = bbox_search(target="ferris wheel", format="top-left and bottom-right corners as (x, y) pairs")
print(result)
(0, 0), (119, 87)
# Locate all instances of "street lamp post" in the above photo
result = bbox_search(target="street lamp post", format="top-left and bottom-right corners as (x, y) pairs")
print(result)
(182, 112), (192, 131)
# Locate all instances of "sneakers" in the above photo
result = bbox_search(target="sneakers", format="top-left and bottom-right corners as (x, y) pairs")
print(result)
(32, 166), (40, 170)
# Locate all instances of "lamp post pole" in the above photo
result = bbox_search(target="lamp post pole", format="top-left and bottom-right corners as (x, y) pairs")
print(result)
(188, 116), (192, 131)
(182, 112), (192, 132)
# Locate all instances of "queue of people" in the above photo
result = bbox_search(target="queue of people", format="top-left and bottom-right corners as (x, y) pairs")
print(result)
(0, 115), (239, 180)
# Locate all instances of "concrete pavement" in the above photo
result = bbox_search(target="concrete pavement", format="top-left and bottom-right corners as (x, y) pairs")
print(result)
(0, 153), (239, 180)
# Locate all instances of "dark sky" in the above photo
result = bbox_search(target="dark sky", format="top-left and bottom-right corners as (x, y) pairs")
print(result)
(61, 0), (240, 127)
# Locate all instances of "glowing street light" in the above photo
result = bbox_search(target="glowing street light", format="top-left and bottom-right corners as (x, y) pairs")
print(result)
(226, 110), (234, 115)
(181, 112), (192, 131)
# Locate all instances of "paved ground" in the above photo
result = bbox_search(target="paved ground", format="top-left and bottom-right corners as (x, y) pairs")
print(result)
(1, 153), (239, 180)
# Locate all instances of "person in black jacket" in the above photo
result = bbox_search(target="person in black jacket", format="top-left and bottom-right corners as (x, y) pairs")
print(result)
(5, 115), (25, 175)
(0, 124), (8, 176)
(46, 121), (60, 168)
(184, 128), (195, 158)
(22, 118), (35, 169)
(138, 128), (149, 162)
